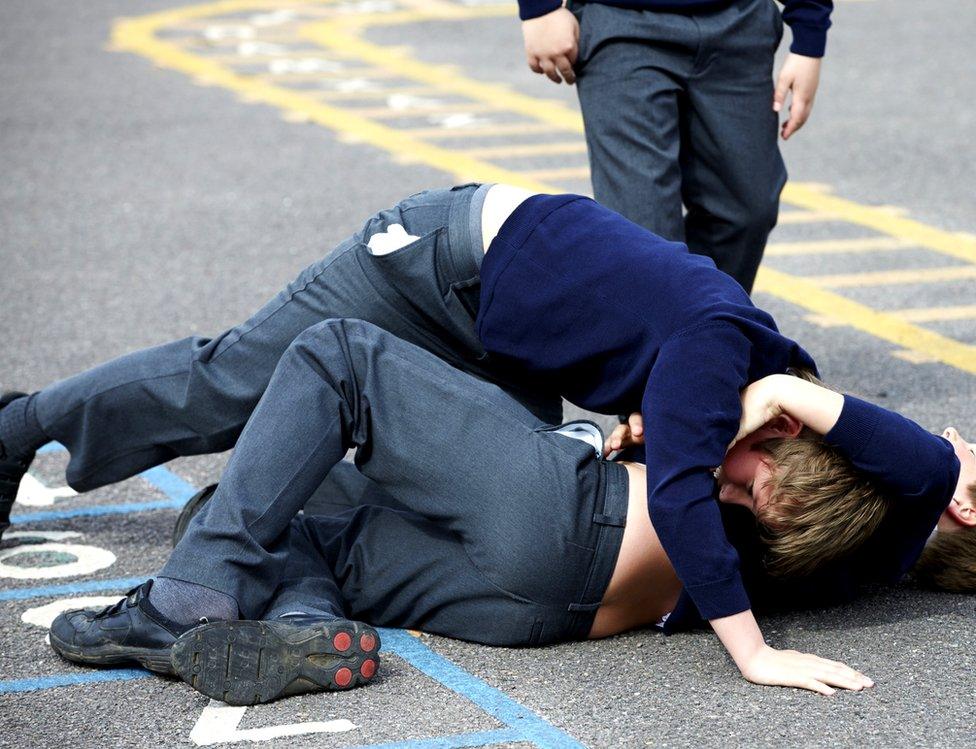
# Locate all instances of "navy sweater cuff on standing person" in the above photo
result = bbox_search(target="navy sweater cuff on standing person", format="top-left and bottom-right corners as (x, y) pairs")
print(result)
(519, 0), (562, 21)
(516, 1), (834, 58)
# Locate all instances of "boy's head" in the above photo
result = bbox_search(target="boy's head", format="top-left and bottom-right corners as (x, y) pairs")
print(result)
(717, 414), (891, 578)
(912, 427), (976, 592)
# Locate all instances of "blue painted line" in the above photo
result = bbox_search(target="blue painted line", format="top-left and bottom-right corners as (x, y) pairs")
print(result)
(11, 498), (185, 525)
(0, 576), (145, 602)
(37, 442), (66, 455)
(378, 629), (586, 749)
(14, 443), (195, 525)
(347, 728), (523, 749)
(0, 669), (152, 694)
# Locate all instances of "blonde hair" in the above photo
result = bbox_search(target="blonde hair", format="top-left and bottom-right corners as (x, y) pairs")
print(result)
(912, 482), (976, 593)
(756, 433), (891, 578)
(753, 367), (891, 578)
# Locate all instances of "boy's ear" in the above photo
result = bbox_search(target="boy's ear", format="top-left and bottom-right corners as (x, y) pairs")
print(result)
(946, 497), (976, 528)
(765, 413), (804, 438)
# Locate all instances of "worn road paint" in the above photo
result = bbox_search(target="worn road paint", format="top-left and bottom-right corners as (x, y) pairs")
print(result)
(0, 531), (116, 580)
(190, 700), (357, 745)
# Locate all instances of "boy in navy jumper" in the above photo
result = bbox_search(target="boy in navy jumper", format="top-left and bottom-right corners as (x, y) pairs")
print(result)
(0, 184), (924, 697)
(47, 334), (968, 703)
(519, 0), (831, 291)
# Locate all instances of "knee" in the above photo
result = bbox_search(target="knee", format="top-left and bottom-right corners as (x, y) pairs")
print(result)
(282, 319), (387, 377)
(730, 192), (781, 238)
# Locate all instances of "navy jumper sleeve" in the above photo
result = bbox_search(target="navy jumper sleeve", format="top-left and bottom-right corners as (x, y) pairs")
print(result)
(643, 321), (754, 621)
(823, 395), (959, 582)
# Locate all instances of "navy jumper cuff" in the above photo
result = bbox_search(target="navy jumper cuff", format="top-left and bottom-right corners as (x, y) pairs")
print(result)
(518, 0), (563, 21)
(685, 574), (751, 622)
(788, 22), (828, 57)
(824, 395), (882, 461)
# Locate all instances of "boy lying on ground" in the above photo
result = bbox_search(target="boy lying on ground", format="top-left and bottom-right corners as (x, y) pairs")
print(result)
(0, 183), (946, 693)
(47, 328), (971, 704)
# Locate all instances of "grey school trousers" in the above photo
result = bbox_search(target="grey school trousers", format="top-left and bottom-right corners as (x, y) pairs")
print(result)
(572, 0), (787, 292)
(30, 184), (562, 492)
(162, 320), (629, 646)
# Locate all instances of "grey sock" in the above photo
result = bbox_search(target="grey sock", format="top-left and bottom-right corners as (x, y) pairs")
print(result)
(0, 394), (47, 461)
(149, 576), (239, 627)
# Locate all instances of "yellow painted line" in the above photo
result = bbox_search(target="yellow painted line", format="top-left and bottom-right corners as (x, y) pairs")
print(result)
(519, 166), (591, 181)
(777, 210), (841, 225)
(111, 0), (976, 377)
(309, 86), (442, 101)
(328, 101), (499, 118)
(812, 265), (976, 289)
(256, 68), (404, 81)
(301, 7), (583, 134)
(461, 141), (588, 158)
(754, 268), (976, 375)
(110, 3), (557, 194)
(407, 122), (555, 139)
(764, 236), (915, 256)
(893, 305), (976, 323)
(782, 183), (976, 266)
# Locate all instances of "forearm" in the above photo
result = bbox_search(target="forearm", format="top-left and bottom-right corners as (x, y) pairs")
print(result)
(769, 375), (844, 435)
(710, 609), (766, 670)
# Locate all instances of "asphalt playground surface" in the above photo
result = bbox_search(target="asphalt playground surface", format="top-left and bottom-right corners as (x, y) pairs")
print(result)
(1, 0), (975, 747)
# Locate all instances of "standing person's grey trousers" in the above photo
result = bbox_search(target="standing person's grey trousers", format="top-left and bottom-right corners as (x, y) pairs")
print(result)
(572, 0), (787, 292)
(25, 185), (561, 492)
(162, 319), (629, 647)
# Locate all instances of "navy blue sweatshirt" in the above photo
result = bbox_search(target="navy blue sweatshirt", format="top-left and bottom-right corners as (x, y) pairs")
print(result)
(663, 396), (960, 632)
(519, 1), (834, 58)
(476, 194), (817, 621)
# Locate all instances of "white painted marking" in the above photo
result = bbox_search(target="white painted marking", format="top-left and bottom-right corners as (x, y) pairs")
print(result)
(237, 41), (289, 57)
(429, 113), (488, 129)
(329, 78), (380, 93)
(335, 1), (397, 15)
(204, 26), (255, 41)
(190, 700), (356, 745)
(249, 10), (297, 27)
(22, 597), (125, 629)
(387, 93), (443, 111)
(268, 58), (345, 74)
(367, 224), (420, 255)
(22, 596), (124, 644)
(0, 531), (116, 580)
(15, 473), (78, 507)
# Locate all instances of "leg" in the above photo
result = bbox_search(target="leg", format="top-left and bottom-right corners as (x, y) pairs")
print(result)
(574, 3), (694, 242)
(17, 185), (559, 493)
(680, 0), (787, 292)
(163, 319), (611, 624)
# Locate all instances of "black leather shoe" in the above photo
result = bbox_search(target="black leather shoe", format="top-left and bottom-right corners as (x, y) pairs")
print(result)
(0, 391), (34, 541)
(171, 615), (381, 705)
(172, 483), (218, 547)
(49, 580), (193, 674)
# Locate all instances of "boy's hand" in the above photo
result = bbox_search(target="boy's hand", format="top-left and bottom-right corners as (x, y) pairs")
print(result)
(522, 7), (579, 84)
(729, 375), (788, 450)
(774, 53), (822, 140)
(604, 412), (643, 456)
(739, 644), (874, 696)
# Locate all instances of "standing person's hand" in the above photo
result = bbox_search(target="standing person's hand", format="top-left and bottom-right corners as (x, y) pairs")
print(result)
(774, 53), (822, 139)
(522, 7), (580, 84)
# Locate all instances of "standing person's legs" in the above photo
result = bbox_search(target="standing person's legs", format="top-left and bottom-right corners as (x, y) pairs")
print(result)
(3, 185), (559, 495)
(680, 0), (787, 292)
(572, 3), (694, 243)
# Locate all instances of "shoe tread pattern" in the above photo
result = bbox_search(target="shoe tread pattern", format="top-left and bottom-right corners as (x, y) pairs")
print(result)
(171, 619), (380, 705)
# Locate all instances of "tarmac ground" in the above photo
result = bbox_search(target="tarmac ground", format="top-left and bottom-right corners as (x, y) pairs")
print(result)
(1, 1), (975, 747)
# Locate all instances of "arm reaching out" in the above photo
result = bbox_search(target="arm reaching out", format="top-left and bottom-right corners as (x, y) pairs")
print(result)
(712, 610), (874, 695)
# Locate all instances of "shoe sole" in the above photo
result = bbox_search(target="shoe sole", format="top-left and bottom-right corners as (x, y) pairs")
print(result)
(49, 629), (175, 675)
(171, 619), (380, 705)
